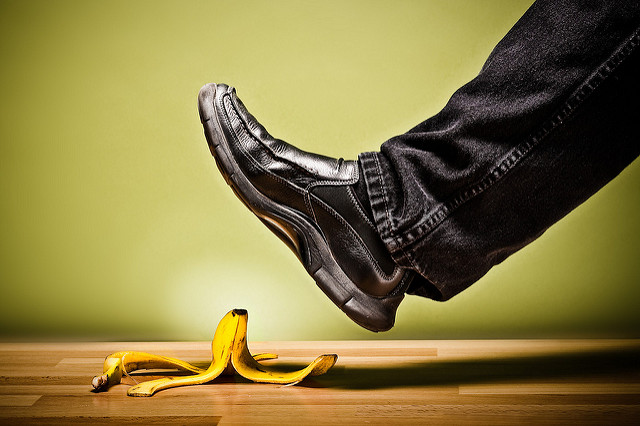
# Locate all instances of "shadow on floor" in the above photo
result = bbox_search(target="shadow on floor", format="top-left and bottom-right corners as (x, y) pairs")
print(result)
(123, 344), (640, 390)
(301, 345), (640, 390)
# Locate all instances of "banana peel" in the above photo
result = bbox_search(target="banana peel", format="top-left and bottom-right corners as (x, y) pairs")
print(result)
(91, 309), (337, 396)
(91, 350), (277, 391)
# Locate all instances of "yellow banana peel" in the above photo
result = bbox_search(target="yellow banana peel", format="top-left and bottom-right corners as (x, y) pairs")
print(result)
(91, 309), (337, 396)
(91, 350), (278, 391)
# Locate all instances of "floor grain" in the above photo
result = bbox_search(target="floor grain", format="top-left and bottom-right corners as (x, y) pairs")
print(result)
(0, 340), (638, 424)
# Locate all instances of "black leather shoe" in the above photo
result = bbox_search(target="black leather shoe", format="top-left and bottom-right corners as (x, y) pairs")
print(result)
(197, 83), (413, 331)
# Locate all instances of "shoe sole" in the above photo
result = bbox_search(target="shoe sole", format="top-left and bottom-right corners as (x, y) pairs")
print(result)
(197, 83), (402, 332)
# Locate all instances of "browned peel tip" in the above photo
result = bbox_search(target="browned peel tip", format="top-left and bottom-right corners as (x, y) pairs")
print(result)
(91, 375), (106, 389)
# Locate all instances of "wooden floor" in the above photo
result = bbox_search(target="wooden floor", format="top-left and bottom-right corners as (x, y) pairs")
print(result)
(1, 340), (639, 425)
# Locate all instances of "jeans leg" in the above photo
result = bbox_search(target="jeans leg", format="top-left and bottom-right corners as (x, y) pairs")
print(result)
(359, 0), (640, 300)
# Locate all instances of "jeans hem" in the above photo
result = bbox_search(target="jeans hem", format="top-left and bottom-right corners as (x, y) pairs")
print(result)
(359, 151), (416, 270)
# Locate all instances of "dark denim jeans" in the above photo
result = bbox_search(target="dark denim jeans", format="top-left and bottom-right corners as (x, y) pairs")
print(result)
(359, 0), (640, 301)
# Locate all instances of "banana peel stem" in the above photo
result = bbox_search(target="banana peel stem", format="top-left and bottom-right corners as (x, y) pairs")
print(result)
(91, 309), (337, 396)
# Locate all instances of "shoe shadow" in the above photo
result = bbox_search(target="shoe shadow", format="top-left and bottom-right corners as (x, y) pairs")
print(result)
(298, 345), (640, 390)
(121, 345), (640, 390)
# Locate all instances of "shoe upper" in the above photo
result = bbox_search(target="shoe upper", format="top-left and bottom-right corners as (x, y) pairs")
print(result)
(212, 84), (411, 299)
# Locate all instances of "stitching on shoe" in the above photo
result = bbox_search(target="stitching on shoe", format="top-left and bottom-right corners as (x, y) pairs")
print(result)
(305, 177), (377, 233)
(309, 179), (379, 232)
(307, 176), (358, 189)
(388, 270), (413, 297)
(220, 94), (323, 224)
(304, 177), (360, 226)
(228, 94), (356, 183)
(345, 186), (377, 230)
(222, 96), (308, 199)
(223, 94), (353, 226)
(304, 191), (319, 224)
(309, 195), (399, 281)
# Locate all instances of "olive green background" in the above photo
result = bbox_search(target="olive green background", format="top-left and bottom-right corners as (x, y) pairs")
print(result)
(1, 0), (638, 341)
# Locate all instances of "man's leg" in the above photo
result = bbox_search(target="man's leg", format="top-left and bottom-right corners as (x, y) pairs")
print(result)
(199, 0), (640, 330)
(360, 0), (640, 301)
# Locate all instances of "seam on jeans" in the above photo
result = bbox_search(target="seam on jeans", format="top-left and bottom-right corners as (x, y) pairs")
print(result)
(373, 154), (419, 270)
(373, 154), (394, 238)
(397, 235), (420, 271)
(397, 239), (416, 271)
(395, 28), (640, 251)
(360, 152), (420, 272)
(360, 153), (391, 239)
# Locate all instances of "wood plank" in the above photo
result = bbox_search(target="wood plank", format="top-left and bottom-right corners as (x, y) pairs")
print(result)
(0, 395), (41, 407)
(460, 383), (640, 395)
(4, 416), (221, 425)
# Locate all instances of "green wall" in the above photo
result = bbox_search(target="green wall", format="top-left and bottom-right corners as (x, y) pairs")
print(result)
(1, 0), (638, 341)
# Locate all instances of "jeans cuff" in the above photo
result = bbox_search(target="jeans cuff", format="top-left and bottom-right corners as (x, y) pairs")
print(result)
(358, 151), (413, 270)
